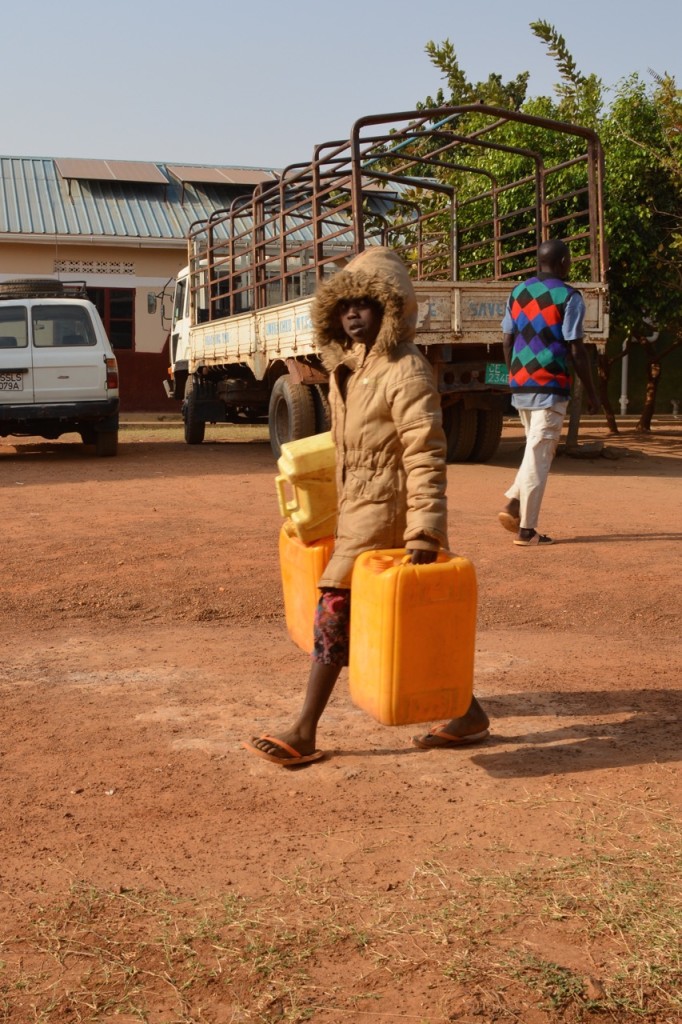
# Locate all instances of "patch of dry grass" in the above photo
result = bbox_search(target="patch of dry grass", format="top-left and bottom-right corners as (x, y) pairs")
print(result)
(0, 800), (679, 1023)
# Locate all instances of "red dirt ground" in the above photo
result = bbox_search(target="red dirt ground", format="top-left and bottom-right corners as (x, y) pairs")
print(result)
(0, 418), (680, 1023)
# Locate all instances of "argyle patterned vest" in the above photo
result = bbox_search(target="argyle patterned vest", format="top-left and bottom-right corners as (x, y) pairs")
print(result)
(508, 273), (575, 396)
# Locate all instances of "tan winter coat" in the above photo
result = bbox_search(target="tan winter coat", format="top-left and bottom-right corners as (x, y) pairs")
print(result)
(313, 247), (448, 589)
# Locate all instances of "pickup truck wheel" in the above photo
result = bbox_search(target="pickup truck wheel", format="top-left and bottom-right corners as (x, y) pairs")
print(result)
(468, 408), (504, 462)
(268, 375), (316, 458)
(184, 386), (205, 445)
(95, 430), (118, 457)
(443, 403), (477, 462)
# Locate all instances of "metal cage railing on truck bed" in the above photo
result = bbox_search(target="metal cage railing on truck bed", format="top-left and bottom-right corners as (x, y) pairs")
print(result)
(187, 104), (607, 323)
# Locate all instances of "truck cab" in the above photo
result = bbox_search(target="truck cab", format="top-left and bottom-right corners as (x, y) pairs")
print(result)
(165, 266), (192, 402)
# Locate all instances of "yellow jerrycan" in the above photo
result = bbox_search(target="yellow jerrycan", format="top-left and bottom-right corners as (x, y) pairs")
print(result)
(275, 431), (337, 543)
(348, 550), (476, 726)
(278, 522), (335, 653)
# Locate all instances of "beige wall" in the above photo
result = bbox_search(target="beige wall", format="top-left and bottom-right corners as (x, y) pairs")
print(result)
(0, 239), (187, 355)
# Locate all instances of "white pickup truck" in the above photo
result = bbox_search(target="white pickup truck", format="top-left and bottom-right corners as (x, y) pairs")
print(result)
(0, 278), (120, 456)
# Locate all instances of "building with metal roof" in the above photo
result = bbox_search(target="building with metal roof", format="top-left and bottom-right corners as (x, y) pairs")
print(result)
(0, 156), (278, 409)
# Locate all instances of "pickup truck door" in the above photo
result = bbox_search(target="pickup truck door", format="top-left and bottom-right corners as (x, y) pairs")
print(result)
(0, 306), (33, 403)
(30, 303), (106, 403)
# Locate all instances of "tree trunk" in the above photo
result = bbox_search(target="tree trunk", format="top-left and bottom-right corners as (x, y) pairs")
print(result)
(636, 339), (661, 433)
(597, 351), (619, 434)
(566, 378), (583, 447)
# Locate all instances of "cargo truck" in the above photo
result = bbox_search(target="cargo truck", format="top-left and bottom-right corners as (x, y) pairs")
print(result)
(163, 104), (608, 460)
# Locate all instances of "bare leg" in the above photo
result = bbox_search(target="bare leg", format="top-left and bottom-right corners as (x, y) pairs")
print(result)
(413, 696), (490, 749)
(441, 696), (490, 737)
(248, 661), (342, 760)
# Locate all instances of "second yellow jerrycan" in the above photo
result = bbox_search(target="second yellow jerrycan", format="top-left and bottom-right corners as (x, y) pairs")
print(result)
(348, 550), (477, 726)
(278, 523), (335, 653)
(275, 431), (337, 543)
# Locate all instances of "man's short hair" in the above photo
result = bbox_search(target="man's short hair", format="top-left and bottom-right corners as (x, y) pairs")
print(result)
(538, 239), (569, 271)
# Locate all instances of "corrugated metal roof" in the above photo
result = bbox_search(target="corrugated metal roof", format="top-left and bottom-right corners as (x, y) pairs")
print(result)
(0, 156), (278, 243)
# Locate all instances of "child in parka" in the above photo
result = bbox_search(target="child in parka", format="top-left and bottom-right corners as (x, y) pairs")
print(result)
(245, 247), (489, 765)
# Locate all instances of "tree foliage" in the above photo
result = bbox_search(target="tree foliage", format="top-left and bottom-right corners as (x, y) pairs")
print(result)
(529, 20), (603, 127)
(600, 75), (681, 330)
(421, 38), (529, 110)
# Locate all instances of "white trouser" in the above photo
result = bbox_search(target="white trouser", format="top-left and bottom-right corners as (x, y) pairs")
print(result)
(504, 402), (568, 531)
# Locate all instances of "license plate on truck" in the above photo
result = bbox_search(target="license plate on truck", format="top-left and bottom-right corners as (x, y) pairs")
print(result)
(485, 362), (508, 386)
(0, 373), (23, 390)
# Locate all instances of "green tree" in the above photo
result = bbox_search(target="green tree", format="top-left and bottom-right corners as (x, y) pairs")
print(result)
(598, 74), (682, 428)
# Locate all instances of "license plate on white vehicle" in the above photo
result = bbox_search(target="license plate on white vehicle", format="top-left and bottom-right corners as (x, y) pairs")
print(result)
(0, 373), (23, 390)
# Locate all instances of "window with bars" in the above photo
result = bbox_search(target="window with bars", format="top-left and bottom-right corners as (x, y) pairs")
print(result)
(87, 288), (135, 349)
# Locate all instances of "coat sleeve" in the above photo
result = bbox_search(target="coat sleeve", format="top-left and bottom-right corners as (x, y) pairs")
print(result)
(386, 354), (449, 549)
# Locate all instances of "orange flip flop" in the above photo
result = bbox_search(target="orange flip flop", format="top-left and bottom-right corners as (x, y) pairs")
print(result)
(243, 735), (325, 766)
(412, 726), (490, 750)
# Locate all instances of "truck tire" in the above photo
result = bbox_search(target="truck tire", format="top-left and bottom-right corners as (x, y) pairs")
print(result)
(468, 408), (504, 463)
(184, 385), (206, 445)
(0, 278), (65, 299)
(443, 403), (477, 462)
(268, 374), (316, 458)
(95, 430), (118, 457)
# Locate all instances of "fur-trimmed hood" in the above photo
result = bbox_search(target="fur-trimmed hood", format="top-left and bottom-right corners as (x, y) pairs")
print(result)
(311, 247), (418, 370)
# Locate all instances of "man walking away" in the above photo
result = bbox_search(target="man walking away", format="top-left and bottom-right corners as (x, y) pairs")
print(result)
(498, 239), (600, 546)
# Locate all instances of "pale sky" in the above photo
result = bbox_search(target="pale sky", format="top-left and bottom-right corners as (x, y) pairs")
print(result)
(4, 0), (679, 169)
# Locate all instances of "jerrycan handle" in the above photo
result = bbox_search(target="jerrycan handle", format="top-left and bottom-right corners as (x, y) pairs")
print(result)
(368, 554), (398, 573)
(275, 475), (299, 517)
(399, 551), (444, 566)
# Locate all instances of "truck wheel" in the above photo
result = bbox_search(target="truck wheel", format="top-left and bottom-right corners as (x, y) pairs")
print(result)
(443, 403), (477, 462)
(184, 385), (206, 445)
(268, 374), (316, 458)
(95, 430), (118, 457)
(468, 408), (504, 463)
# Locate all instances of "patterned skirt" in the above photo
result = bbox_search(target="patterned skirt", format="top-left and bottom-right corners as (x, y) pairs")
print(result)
(312, 587), (351, 666)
